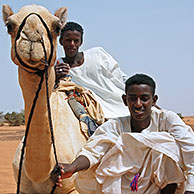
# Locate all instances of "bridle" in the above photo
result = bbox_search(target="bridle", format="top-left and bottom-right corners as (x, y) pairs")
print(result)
(14, 12), (54, 75)
(15, 13), (59, 194)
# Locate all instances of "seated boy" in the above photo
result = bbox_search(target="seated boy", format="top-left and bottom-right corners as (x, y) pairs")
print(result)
(54, 73), (194, 194)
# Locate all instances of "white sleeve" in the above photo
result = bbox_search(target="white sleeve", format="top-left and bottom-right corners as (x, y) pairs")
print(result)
(165, 111), (194, 192)
(77, 119), (121, 167)
(98, 47), (128, 83)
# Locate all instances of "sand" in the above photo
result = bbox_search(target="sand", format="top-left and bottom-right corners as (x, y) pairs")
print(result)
(0, 117), (193, 194)
(0, 126), (24, 194)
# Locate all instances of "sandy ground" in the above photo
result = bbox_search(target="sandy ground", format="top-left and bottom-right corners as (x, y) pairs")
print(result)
(0, 126), (25, 194)
(183, 116), (194, 130)
(0, 117), (194, 194)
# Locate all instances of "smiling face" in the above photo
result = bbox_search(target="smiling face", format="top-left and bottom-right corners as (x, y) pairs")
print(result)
(122, 84), (158, 131)
(60, 30), (82, 58)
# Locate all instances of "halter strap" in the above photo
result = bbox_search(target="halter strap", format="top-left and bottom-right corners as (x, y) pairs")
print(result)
(14, 12), (54, 75)
(15, 12), (58, 194)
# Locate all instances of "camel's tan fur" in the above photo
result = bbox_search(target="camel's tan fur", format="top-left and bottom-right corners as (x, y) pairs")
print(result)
(3, 4), (86, 193)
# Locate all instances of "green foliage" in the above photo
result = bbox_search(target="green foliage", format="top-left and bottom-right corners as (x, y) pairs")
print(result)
(0, 112), (4, 126)
(0, 111), (3, 119)
(0, 121), (4, 126)
(4, 110), (25, 126)
(177, 113), (184, 119)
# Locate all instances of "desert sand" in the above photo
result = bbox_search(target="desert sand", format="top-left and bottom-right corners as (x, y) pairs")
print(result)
(0, 126), (24, 194)
(0, 117), (194, 194)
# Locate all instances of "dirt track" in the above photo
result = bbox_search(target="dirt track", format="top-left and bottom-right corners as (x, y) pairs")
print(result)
(0, 117), (193, 194)
(0, 126), (24, 194)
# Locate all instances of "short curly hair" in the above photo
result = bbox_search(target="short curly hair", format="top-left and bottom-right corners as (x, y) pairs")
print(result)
(60, 22), (84, 43)
(125, 74), (156, 96)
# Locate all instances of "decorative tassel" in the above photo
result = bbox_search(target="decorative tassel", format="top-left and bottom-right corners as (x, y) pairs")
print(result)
(130, 173), (140, 192)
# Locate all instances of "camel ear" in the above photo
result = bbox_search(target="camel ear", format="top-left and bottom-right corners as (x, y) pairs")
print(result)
(2, 5), (14, 24)
(54, 7), (67, 28)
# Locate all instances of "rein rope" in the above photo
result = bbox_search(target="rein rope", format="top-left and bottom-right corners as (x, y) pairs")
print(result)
(15, 13), (59, 194)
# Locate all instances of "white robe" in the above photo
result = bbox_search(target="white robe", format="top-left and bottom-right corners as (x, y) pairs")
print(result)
(75, 107), (194, 193)
(59, 47), (129, 118)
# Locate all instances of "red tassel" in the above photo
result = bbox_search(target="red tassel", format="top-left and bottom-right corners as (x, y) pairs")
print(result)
(130, 173), (140, 192)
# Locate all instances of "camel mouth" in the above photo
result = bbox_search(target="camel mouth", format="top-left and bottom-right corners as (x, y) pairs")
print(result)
(16, 41), (46, 63)
(13, 49), (48, 71)
(14, 38), (53, 71)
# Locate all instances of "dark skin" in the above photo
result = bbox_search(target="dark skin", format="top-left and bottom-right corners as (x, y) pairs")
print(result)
(54, 29), (91, 187)
(55, 155), (90, 187)
(122, 84), (158, 133)
(122, 84), (194, 194)
(55, 30), (84, 81)
(54, 84), (194, 194)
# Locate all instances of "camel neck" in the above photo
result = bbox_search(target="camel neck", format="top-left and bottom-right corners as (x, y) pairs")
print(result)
(18, 67), (56, 183)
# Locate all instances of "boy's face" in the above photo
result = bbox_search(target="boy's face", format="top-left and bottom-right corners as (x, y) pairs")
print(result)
(122, 84), (158, 125)
(60, 30), (82, 58)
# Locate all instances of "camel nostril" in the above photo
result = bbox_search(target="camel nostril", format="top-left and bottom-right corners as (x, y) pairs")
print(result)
(36, 29), (41, 35)
(21, 30), (28, 40)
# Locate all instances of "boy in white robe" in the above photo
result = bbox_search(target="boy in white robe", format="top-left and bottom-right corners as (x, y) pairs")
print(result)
(55, 22), (129, 119)
(54, 74), (194, 194)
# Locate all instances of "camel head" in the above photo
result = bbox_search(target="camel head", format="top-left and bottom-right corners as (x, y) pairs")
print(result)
(2, 4), (67, 72)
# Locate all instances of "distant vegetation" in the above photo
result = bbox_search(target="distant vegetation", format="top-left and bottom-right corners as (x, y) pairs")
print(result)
(0, 110), (185, 127)
(0, 110), (25, 126)
(0, 111), (4, 126)
(177, 113), (184, 119)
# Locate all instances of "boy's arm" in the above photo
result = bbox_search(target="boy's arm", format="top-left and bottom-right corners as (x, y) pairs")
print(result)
(53, 119), (121, 186)
(62, 155), (90, 177)
(56, 155), (90, 187)
(166, 111), (194, 192)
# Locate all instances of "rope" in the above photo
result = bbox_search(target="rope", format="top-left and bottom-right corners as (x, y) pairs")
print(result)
(45, 66), (58, 165)
(14, 13), (53, 73)
(16, 68), (59, 194)
(16, 72), (45, 194)
(41, 37), (59, 194)
(15, 12), (58, 194)
(50, 184), (57, 194)
(45, 66), (59, 194)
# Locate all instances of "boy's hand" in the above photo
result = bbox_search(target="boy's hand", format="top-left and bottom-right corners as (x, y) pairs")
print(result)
(60, 163), (75, 179)
(55, 60), (70, 81)
(50, 163), (75, 187)
(51, 156), (90, 187)
(55, 163), (75, 187)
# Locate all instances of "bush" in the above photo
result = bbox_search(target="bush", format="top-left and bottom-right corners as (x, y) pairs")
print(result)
(4, 111), (25, 126)
(0, 111), (3, 118)
(177, 113), (184, 119)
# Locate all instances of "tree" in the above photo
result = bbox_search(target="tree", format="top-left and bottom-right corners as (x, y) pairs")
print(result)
(0, 111), (3, 119)
(4, 111), (25, 126)
(177, 113), (184, 119)
(0, 111), (4, 126)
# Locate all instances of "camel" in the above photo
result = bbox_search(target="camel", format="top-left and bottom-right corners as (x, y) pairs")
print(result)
(2, 4), (87, 194)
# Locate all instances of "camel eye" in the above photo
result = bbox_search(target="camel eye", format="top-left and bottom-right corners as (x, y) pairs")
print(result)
(52, 21), (61, 36)
(6, 23), (13, 33)
(55, 25), (61, 35)
(5, 20), (16, 34)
